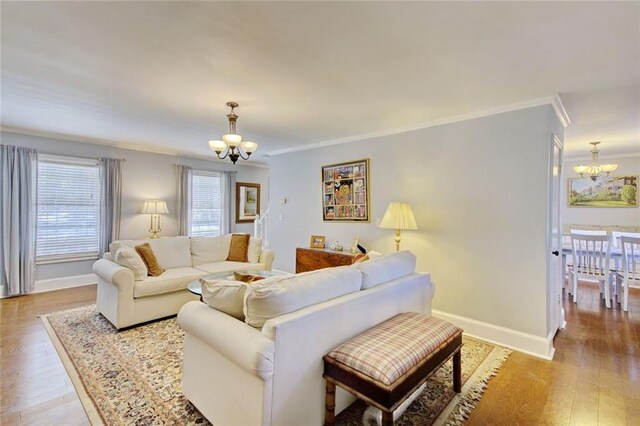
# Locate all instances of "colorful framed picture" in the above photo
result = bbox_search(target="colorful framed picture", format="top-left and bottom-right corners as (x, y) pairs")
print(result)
(310, 235), (326, 249)
(568, 175), (638, 207)
(236, 182), (261, 223)
(321, 159), (370, 222)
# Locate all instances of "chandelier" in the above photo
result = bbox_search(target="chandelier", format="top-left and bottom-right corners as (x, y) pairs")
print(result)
(573, 141), (618, 181)
(208, 102), (257, 164)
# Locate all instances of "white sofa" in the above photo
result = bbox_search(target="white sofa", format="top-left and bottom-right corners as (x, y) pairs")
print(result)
(177, 251), (433, 426)
(93, 234), (274, 329)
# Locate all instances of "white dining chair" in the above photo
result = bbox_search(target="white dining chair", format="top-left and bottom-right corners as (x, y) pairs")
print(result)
(565, 230), (608, 295)
(616, 236), (640, 312)
(569, 233), (613, 307)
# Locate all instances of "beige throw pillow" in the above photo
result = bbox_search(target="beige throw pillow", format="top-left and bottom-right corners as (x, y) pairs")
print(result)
(114, 247), (148, 281)
(201, 279), (249, 320)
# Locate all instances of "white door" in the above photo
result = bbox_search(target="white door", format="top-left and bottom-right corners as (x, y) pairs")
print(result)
(548, 135), (565, 335)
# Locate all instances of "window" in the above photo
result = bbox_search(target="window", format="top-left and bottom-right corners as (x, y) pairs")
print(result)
(191, 171), (222, 237)
(36, 156), (100, 261)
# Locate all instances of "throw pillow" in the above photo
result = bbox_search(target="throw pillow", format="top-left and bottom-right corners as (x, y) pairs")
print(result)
(201, 279), (249, 320)
(135, 243), (165, 276)
(247, 238), (263, 263)
(227, 234), (250, 262)
(233, 271), (265, 283)
(114, 247), (148, 281)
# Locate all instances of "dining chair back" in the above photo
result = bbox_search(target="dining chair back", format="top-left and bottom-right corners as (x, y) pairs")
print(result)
(617, 236), (640, 312)
(569, 233), (613, 307)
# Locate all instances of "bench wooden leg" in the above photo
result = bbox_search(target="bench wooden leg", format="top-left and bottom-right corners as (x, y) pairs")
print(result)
(453, 349), (462, 393)
(324, 380), (336, 426)
(382, 410), (394, 426)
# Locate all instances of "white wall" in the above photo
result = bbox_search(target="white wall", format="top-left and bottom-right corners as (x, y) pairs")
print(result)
(268, 105), (562, 338)
(562, 155), (640, 228)
(1, 131), (269, 281)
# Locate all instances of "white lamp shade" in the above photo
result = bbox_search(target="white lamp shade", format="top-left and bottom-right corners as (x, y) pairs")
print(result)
(573, 165), (590, 174)
(600, 164), (618, 173)
(241, 141), (257, 153)
(209, 140), (227, 153)
(222, 133), (242, 147)
(141, 200), (169, 214)
(379, 202), (418, 230)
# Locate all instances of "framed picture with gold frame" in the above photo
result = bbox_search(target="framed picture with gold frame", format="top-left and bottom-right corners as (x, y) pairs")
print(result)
(236, 182), (261, 223)
(310, 235), (326, 249)
(321, 158), (370, 222)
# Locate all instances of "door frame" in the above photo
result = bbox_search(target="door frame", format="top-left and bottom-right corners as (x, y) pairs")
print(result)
(546, 134), (566, 343)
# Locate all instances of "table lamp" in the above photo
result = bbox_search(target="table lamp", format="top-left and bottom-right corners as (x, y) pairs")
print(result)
(141, 200), (169, 239)
(379, 202), (418, 251)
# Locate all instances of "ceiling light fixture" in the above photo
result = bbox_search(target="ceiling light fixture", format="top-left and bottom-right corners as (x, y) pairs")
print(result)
(573, 142), (618, 182)
(208, 102), (257, 164)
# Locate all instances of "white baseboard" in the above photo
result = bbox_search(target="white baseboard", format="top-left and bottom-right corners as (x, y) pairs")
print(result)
(34, 273), (98, 293)
(431, 309), (555, 360)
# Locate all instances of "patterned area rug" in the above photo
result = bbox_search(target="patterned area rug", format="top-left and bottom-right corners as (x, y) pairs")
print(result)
(42, 305), (511, 426)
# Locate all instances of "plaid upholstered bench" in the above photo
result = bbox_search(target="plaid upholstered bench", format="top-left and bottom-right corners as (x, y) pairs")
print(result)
(322, 313), (463, 426)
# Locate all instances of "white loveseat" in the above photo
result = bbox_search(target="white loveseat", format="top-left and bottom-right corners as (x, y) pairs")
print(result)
(93, 234), (274, 329)
(177, 251), (433, 426)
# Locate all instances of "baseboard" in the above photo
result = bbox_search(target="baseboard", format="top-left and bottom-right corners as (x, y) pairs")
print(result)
(431, 309), (555, 360)
(34, 274), (98, 293)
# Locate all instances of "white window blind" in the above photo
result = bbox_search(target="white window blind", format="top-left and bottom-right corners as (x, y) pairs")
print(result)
(36, 158), (100, 261)
(191, 172), (222, 237)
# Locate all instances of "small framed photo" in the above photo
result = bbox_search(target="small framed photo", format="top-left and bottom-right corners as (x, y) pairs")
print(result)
(310, 235), (326, 249)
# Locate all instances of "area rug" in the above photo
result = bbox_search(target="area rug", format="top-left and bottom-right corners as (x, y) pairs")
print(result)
(41, 305), (511, 426)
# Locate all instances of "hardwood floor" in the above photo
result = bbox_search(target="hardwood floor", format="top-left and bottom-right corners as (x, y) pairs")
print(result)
(0, 282), (638, 425)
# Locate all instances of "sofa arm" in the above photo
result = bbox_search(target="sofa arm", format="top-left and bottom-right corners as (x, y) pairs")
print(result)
(177, 301), (275, 380)
(92, 259), (134, 289)
(259, 249), (274, 271)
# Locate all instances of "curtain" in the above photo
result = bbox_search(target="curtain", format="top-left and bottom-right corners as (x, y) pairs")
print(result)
(221, 171), (237, 234)
(1, 145), (38, 296)
(98, 158), (124, 256)
(176, 165), (192, 236)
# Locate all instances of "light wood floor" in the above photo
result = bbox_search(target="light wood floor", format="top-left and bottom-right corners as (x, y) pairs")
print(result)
(1, 282), (638, 425)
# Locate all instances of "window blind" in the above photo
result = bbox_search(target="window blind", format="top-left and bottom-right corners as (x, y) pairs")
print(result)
(36, 159), (100, 260)
(191, 172), (222, 237)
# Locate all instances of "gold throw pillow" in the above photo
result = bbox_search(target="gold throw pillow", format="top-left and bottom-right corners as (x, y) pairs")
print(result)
(227, 234), (250, 262)
(135, 243), (165, 276)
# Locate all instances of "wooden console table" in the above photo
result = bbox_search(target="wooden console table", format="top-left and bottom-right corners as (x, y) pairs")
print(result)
(295, 247), (361, 273)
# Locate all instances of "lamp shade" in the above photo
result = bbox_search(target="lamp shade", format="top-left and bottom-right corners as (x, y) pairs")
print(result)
(379, 202), (418, 230)
(141, 200), (169, 215)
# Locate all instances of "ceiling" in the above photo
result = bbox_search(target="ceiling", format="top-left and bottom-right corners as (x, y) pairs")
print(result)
(1, 2), (638, 162)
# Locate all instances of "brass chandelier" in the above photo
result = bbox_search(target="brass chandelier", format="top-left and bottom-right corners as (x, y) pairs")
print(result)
(208, 102), (257, 164)
(573, 142), (617, 182)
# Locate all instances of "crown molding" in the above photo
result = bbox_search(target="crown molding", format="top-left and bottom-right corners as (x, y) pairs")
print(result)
(563, 151), (640, 162)
(0, 126), (270, 169)
(266, 94), (571, 157)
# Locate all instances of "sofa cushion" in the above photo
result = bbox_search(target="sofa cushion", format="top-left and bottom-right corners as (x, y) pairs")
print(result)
(135, 243), (165, 277)
(201, 279), (249, 320)
(244, 266), (363, 328)
(248, 238), (262, 264)
(133, 267), (207, 298)
(196, 261), (264, 275)
(148, 236), (192, 269)
(356, 250), (416, 290)
(114, 247), (148, 281)
(191, 234), (232, 266)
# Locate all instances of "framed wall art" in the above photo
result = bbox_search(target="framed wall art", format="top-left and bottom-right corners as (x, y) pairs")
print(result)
(321, 159), (370, 222)
(568, 175), (638, 208)
(236, 182), (261, 223)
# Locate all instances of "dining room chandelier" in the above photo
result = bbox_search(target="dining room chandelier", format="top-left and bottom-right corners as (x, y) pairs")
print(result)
(573, 141), (618, 182)
(208, 102), (257, 164)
